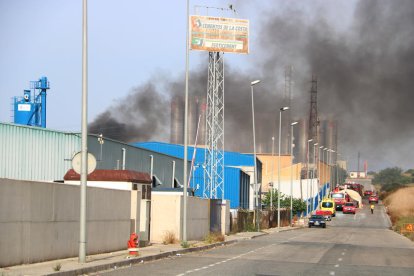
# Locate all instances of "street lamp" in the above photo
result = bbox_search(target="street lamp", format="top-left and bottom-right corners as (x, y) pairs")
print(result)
(306, 138), (313, 216)
(278, 106), (289, 230)
(290, 121), (298, 226)
(337, 153), (341, 185)
(182, 0), (190, 244)
(323, 148), (328, 196)
(330, 150), (335, 189)
(318, 145), (324, 203)
(312, 142), (318, 212)
(79, 0), (88, 263)
(271, 136), (275, 209)
(251, 80), (261, 231)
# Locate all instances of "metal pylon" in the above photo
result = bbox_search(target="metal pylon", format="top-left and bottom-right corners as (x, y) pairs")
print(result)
(203, 52), (224, 199)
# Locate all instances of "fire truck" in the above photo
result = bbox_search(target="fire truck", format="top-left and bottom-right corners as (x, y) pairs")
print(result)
(331, 191), (350, 211)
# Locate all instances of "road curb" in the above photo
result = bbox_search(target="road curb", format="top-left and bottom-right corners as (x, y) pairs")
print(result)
(382, 204), (393, 229)
(45, 239), (241, 276)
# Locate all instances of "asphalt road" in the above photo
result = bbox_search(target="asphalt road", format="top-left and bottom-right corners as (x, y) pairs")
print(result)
(100, 201), (414, 276)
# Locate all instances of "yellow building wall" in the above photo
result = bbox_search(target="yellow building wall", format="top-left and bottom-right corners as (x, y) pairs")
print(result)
(258, 154), (302, 193)
(318, 161), (332, 186)
(258, 155), (334, 194)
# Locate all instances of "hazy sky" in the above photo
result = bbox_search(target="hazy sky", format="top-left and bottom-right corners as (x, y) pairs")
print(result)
(2, 0), (413, 172)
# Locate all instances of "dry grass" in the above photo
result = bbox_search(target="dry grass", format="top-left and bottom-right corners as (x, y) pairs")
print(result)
(162, 231), (178, 245)
(383, 186), (414, 221)
(204, 232), (225, 244)
(383, 186), (414, 241)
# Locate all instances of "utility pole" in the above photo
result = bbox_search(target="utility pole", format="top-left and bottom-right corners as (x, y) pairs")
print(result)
(357, 151), (360, 178)
(79, 0), (88, 263)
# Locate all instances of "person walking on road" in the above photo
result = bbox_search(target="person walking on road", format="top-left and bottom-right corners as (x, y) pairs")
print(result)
(370, 203), (375, 214)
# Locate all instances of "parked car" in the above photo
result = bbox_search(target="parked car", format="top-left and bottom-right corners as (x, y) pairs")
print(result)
(320, 197), (336, 217)
(308, 215), (327, 228)
(315, 210), (332, 221)
(364, 190), (373, 196)
(369, 194), (379, 203)
(343, 202), (356, 214)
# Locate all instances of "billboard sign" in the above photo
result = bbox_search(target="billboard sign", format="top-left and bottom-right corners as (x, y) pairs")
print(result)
(190, 15), (249, 54)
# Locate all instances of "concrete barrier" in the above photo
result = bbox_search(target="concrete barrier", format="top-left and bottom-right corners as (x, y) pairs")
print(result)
(0, 179), (131, 267)
(150, 194), (210, 243)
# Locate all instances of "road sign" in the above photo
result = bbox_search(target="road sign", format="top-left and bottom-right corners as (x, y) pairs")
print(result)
(190, 15), (249, 54)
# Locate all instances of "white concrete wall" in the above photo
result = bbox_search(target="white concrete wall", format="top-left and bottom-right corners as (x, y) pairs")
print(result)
(64, 180), (134, 190)
(150, 194), (181, 243)
(0, 179), (131, 267)
(278, 178), (320, 199)
(186, 196), (210, 241)
(221, 200), (230, 235)
(130, 190), (141, 234)
(150, 194), (210, 243)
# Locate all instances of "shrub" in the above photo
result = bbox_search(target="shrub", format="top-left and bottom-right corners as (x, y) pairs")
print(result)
(204, 232), (225, 244)
(53, 263), (62, 271)
(162, 231), (177, 245)
(245, 222), (257, 232)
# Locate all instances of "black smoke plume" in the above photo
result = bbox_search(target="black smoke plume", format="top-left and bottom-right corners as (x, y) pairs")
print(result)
(89, 0), (414, 170)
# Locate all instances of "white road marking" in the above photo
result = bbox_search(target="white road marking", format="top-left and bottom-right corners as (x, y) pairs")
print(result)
(334, 264), (339, 268)
(338, 258), (343, 261)
(177, 233), (307, 275)
(341, 252), (345, 255)
(330, 271), (335, 275)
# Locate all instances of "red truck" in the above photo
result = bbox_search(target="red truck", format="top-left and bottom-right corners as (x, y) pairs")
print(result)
(343, 182), (364, 197)
(331, 191), (350, 211)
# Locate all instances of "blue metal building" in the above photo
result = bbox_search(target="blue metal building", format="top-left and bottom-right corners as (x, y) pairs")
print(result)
(133, 142), (262, 209)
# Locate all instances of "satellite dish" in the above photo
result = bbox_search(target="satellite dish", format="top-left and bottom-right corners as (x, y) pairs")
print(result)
(71, 151), (97, 175)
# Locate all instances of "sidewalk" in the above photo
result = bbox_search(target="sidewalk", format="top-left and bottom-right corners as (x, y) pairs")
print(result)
(0, 226), (301, 276)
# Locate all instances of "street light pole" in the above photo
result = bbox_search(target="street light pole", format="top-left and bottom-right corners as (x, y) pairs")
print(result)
(312, 142), (318, 211)
(318, 145), (323, 202)
(290, 122), (298, 226)
(324, 148), (328, 195)
(251, 80), (261, 231)
(337, 153), (341, 185)
(271, 136), (275, 209)
(306, 139), (313, 217)
(328, 149), (331, 193)
(79, 0), (88, 263)
(278, 106), (289, 230)
(182, 0), (190, 243)
(330, 150), (335, 188)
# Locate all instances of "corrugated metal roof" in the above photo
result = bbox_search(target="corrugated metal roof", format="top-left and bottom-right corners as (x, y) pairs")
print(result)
(0, 122), (80, 181)
(134, 141), (255, 209)
(134, 141), (255, 166)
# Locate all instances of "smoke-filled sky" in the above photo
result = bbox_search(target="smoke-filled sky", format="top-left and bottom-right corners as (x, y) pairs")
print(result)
(1, 0), (413, 171)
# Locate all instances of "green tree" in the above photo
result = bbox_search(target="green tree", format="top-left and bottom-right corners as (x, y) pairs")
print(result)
(262, 189), (306, 214)
(367, 171), (377, 176)
(372, 167), (411, 185)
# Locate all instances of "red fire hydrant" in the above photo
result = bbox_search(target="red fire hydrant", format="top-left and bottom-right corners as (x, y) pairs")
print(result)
(127, 233), (139, 255)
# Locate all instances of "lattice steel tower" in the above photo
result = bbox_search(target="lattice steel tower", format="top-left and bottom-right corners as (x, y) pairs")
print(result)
(308, 75), (319, 164)
(203, 52), (225, 199)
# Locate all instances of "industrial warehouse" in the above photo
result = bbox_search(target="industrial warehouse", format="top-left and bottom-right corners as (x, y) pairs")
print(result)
(2, 1), (413, 275)
(0, 78), (333, 265)
(0, 73), (340, 267)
